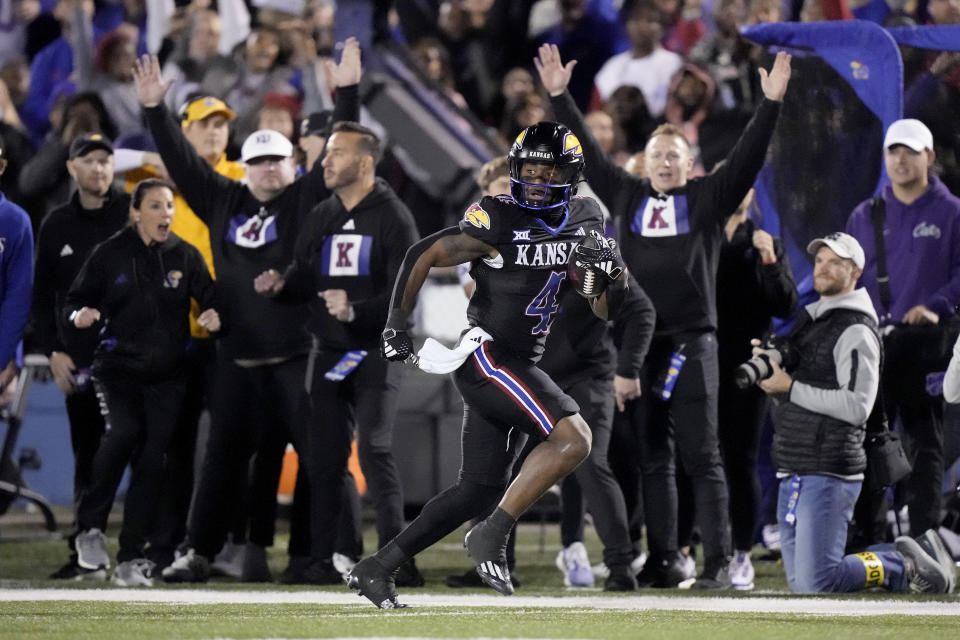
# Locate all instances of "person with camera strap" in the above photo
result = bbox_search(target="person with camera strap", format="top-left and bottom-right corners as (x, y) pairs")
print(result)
(845, 118), (960, 542)
(753, 231), (954, 593)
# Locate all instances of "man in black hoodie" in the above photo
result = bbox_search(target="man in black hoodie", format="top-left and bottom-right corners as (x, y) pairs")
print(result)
(537, 43), (791, 588)
(255, 122), (421, 585)
(31, 133), (130, 580)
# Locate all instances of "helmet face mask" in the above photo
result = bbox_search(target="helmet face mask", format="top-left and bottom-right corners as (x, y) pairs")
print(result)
(508, 122), (584, 212)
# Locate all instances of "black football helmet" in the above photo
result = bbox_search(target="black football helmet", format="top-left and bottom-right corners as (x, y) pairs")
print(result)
(508, 121), (584, 211)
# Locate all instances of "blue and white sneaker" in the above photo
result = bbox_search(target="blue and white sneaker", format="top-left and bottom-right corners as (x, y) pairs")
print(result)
(728, 551), (755, 590)
(556, 542), (595, 587)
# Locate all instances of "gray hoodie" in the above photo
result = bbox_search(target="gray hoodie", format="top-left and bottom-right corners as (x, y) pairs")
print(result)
(789, 288), (881, 427)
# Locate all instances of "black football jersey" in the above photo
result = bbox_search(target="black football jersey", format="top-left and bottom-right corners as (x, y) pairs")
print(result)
(458, 194), (605, 362)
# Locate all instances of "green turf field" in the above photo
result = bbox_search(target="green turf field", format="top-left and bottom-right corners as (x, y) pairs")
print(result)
(1, 514), (958, 639)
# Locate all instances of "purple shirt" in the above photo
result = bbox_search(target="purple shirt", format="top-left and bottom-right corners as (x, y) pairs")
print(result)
(845, 176), (960, 325)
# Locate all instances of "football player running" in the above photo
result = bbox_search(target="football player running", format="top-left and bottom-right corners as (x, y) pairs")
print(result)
(346, 122), (633, 608)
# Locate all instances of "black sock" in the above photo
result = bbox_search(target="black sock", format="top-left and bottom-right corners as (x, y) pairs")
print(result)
(486, 507), (517, 540)
(374, 540), (409, 572)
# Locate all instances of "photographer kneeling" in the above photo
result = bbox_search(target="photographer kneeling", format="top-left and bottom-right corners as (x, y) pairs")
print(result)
(752, 232), (953, 593)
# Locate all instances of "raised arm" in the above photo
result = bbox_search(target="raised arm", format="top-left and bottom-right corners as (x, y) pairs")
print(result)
(381, 228), (495, 361)
(134, 54), (237, 221)
(537, 44), (636, 208)
(700, 51), (791, 219)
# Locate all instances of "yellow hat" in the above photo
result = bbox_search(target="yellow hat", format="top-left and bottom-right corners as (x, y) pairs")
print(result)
(179, 96), (236, 127)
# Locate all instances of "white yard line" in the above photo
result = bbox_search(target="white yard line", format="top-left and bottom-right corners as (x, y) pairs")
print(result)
(1, 588), (958, 616)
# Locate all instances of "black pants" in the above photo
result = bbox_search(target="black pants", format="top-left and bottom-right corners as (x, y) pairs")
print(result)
(306, 345), (404, 559)
(64, 385), (106, 513)
(717, 373), (769, 552)
(560, 376), (635, 569)
(891, 390), (945, 536)
(77, 375), (185, 562)
(148, 339), (215, 566)
(188, 355), (309, 559)
(624, 331), (730, 567)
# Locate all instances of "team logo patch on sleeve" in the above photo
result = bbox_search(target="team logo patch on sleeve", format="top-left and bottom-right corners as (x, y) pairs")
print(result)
(464, 203), (491, 230)
(164, 270), (183, 289)
(562, 132), (582, 157)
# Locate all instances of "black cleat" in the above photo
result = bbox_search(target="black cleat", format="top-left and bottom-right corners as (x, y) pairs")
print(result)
(395, 558), (425, 587)
(346, 557), (408, 609)
(464, 522), (514, 596)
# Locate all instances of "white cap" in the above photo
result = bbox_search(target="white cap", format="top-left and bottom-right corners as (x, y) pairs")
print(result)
(883, 118), (933, 152)
(807, 232), (865, 269)
(241, 129), (293, 162)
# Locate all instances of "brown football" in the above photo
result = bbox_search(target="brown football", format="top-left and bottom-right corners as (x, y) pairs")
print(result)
(567, 234), (608, 299)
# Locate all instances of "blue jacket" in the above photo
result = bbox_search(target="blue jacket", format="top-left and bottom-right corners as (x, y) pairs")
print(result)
(0, 192), (33, 367)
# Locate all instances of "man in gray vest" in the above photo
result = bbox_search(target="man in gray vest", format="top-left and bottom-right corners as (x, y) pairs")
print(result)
(754, 232), (954, 593)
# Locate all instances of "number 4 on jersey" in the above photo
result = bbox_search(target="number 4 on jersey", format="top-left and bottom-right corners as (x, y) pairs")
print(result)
(526, 271), (566, 335)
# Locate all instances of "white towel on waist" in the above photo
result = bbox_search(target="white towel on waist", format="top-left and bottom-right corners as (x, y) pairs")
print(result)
(416, 327), (493, 374)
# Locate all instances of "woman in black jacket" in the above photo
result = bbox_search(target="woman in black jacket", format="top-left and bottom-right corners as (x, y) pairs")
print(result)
(63, 178), (220, 586)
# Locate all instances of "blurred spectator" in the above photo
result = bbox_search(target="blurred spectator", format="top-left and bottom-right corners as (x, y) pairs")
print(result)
(903, 0), (960, 194)
(0, 59), (30, 118)
(498, 89), (550, 143)
(298, 109), (332, 172)
(716, 188), (797, 590)
(654, 0), (706, 56)
(225, 25), (301, 149)
(18, 91), (117, 221)
(411, 37), (468, 109)
(0, 75), (36, 212)
(585, 109), (627, 166)
(0, 139), (33, 391)
(71, 14), (143, 137)
(623, 150), (646, 176)
(161, 9), (239, 112)
(604, 85), (655, 153)
(257, 92), (301, 142)
(487, 66), (535, 130)
(591, 0), (683, 117)
(0, 0), (41, 66)
(691, 0), (764, 114)
(529, 0), (624, 110)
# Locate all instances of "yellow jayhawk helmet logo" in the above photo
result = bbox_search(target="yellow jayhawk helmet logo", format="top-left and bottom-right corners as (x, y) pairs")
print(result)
(850, 60), (869, 80)
(513, 130), (526, 150)
(464, 203), (490, 230)
(562, 132), (582, 157)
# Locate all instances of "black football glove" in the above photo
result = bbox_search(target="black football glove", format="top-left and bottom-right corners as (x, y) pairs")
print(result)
(574, 230), (625, 283)
(381, 328), (414, 362)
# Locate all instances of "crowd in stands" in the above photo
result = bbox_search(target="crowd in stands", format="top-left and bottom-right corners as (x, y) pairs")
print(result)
(1, 0), (959, 595)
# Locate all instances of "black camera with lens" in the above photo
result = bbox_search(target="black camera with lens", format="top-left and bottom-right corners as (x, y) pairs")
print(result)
(734, 335), (796, 389)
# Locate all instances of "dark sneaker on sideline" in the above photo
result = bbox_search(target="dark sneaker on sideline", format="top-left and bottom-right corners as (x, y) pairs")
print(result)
(896, 536), (949, 593)
(50, 555), (107, 581)
(346, 556), (407, 609)
(395, 558), (425, 587)
(603, 564), (638, 591)
(161, 548), (211, 583)
(298, 559), (345, 585)
(240, 543), (271, 582)
(690, 561), (732, 590)
(636, 552), (688, 588)
(916, 529), (956, 594)
(464, 521), (514, 596)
